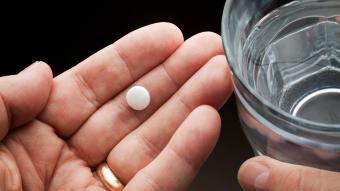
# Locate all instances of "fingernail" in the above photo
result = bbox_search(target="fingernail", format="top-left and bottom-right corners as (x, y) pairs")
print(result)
(20, 61), (45, 74)
(239, 161), (269, 191)
(255, 170), (269, 191)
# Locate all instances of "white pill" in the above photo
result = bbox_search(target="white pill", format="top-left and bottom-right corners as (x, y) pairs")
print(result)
(126, 86), (150, 111)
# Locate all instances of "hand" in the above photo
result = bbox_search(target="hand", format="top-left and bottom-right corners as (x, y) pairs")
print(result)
(238, 156), (340, 191)
(0, 23), (233, 190)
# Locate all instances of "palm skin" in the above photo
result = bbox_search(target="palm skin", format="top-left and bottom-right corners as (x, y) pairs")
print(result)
(0, 23), (233, 191)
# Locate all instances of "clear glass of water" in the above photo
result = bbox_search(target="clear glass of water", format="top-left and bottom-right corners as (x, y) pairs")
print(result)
(222, 0), (340, 171)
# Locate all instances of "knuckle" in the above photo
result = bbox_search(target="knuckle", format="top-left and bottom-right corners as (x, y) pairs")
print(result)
(137, 170), (162, 191)
(281, 168), (305, 191)
(280, 168), (328, 191)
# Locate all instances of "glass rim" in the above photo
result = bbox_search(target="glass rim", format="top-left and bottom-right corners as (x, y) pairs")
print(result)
(221, 0), (340, 132)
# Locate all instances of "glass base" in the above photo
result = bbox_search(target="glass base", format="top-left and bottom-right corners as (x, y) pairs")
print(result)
(292, 88), (340, 124)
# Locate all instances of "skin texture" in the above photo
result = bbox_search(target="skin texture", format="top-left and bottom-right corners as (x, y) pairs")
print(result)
(0, 23), (233, 190)
(4, 22), (338, 191)
(238, 156), (340, 191)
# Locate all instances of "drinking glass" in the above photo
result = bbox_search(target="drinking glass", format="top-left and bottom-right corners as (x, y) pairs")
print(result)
(221, 0), (340, 171)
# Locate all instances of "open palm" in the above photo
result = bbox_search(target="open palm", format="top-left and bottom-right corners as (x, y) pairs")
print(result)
(0, 23), (232, 191)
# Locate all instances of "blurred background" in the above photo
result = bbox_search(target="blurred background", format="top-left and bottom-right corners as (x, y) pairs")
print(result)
(1, 1), (253, 190)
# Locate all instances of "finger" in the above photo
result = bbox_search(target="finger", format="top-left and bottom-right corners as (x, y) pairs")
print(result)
(68, 32), (224, 166)
(0, 62), (52, 140)
(107, 55), (233, 183)
(238, 156), (340, 191)
(124, 105), (221, 191)
(39, 22), (184, 137)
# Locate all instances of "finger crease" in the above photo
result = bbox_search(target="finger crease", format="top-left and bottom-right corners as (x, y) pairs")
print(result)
(137, 170), (162, 191)
(73, 70), (100, 109)
(113, 45), (135, 82)
(168, 145), (200, 173)
(162, 64), (180, 88)
(175, 93), (193, 113)
(137, 132), (161, 160)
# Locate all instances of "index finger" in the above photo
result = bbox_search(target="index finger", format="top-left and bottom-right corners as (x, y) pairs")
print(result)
(39, 22), (184, 137)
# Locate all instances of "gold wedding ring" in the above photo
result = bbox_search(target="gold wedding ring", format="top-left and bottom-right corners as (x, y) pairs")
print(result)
(96, 163), (124, 191)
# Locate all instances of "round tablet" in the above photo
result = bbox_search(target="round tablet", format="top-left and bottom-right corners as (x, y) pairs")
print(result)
(126, 86), (150, 111)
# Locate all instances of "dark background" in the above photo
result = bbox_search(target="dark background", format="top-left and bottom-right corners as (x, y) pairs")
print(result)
(1, 1), (253, 190)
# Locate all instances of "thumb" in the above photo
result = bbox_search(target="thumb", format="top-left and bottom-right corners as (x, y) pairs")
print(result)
(0, 61), (53, 141)
(238, 156), (340, 191)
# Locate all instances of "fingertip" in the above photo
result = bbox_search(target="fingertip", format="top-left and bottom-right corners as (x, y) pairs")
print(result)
(152, 22), (184, 44)
(9, 61), (54, 127)
(209, 55), (234, 94)
(25, 61), (53, 100)
(36, 61), (53, 89)
(199, 55), (233, 109)
(238, 156), (272, 178)
(35, 61), (53, 80)
(119, 22), (184, 52)
(112, 22), (185, 79)
(20, 61), (53, 87)
(194, 31), (222, 45)
(238, 156), (271, 191)
(192, 105), (221, 136)
(190, 32), (223, 55)
(140, 22), (184, 52)
(185, 105), (222, 158)
(207, 55), (233, 91)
